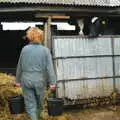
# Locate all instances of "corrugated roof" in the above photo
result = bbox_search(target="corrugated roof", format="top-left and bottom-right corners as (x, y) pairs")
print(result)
(0, 0), (120, 7)
(75, 0), (120, 7)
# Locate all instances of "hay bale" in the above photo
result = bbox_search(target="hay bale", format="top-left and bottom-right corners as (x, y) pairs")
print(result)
(0, 73), (70, 120)
(0, 73), (30, 120)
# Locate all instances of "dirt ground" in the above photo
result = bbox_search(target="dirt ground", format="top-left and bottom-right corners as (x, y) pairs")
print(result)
(1, 106), (120, 120)
(65, 106), (120, 120)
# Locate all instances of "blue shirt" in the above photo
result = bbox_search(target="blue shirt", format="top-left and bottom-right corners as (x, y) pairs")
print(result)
(16, 43), (56, 88)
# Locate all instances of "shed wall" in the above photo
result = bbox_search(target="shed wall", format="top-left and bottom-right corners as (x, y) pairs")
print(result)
(52, 36), (120, 99)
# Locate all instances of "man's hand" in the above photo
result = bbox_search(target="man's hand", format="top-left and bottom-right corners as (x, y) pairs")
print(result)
(50, 84), (56, 97)
(50, 84), (56, 90)
(14, 82), (21, 87)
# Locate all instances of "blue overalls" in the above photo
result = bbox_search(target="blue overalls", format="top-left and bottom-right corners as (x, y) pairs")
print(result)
(16, 43), (56, 120)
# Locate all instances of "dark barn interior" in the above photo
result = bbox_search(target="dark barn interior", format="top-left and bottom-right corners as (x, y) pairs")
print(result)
(0, 30), (28, 74)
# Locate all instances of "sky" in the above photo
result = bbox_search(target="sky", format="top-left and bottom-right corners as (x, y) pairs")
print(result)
(1, 22), (75, 30)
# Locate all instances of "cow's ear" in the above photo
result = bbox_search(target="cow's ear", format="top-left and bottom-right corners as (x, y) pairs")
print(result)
(91, 17), (98, 24)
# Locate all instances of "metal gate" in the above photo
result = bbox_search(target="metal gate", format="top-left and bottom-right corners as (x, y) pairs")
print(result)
(52, 36), (120, 101)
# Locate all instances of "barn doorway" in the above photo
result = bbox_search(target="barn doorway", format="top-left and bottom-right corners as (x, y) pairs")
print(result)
(0, 21), (45, 75)
(0, 30), (28, 75)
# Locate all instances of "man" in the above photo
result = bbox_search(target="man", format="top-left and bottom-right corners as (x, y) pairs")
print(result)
(15, 27), (56, 120)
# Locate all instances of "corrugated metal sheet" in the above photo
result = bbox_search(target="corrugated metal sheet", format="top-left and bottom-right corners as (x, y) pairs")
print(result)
(115, 57), (120, 76)
(54, 37), (113, 80)
(75, 0), (120, 7)
(0, 0), (120, 7)
(114, 38), (120, 77)
(0, 0), (73, 5)
(114, 38), (120, 55)
(57, 78), (113, 99)
(53, 37), (112, 57)
(56, 58), (113, 80)
(53, 36), (119, 99)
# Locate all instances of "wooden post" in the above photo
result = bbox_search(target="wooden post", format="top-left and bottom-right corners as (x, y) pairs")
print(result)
(44, 16), (52, 51)
(44, 20), (48, 47)
(47, 16), (52, 51)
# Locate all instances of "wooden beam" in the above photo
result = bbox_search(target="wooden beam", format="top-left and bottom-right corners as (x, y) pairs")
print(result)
(51, 15), (70, 19)
(35, 13), (70, 19)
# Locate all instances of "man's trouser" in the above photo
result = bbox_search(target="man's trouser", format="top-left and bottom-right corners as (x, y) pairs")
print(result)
(22, 85), (45, 120)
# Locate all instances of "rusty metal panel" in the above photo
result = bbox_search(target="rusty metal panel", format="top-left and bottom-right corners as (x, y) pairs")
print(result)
(57, 78), (113, 99)
(53, 37), (112, 57)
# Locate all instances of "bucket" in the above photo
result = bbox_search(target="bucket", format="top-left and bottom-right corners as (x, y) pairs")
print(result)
(8, 95), (25, 114)
(47, 98), (64, 116)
